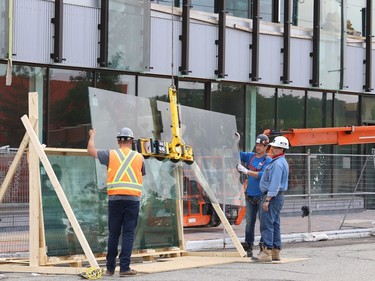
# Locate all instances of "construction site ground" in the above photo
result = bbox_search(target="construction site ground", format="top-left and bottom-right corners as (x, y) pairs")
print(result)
(1, 210), (375, 280)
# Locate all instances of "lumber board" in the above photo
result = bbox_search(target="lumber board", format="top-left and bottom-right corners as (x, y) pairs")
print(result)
(0, 264), (84, 275)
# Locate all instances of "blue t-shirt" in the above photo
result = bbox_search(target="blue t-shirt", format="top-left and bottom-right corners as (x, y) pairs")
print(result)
(240, 151), (272, 197)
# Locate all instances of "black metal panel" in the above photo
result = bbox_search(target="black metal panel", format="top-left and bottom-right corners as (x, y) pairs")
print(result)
(215, 0), (226, 78)
(97, 0), (109, 67)
(281, 0), (291, 84)
(50, 0), (63, 63)
(309, 0), (320, 87)
(249, 0), (259, 81)
(179, 0), (191, 75)
(364, 0), (372, 92)
(272, 0), (280, 23)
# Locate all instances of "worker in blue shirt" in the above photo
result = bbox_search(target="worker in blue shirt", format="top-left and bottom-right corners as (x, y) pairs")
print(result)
(235, 133), (272, 257)
(255, 136), (289, 262)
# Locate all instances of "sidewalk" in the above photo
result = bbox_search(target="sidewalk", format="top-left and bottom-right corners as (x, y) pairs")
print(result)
(184, 210), (375, 251)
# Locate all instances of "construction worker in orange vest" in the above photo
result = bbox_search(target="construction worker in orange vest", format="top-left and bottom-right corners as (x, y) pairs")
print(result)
(87, 127), (145, 277)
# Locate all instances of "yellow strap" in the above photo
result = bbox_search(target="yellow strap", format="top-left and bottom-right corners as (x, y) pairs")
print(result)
(78, 267), (103, 280)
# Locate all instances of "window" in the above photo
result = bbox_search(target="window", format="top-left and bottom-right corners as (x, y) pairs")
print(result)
(0, 64), (46, 147)
(48, 68), (93, 148)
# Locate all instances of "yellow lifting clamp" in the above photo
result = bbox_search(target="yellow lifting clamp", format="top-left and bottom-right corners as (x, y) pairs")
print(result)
(135, 86), (194, 164)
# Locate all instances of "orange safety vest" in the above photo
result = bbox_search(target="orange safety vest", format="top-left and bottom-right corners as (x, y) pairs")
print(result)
(107, 148), (144, 197)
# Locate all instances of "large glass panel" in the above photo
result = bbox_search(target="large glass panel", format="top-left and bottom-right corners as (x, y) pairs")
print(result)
(89, 87), (243, 205)
(320, 0), (342, 90)
(48, 69), (93, 148)
(108, 0), (150, 72)
(178, 81), (205, 109)
(88, 87), (243, 248)
(41, 154), (107, 256)
(0, 0), (7, 59)
(347, 0), (364, 36)
(293, 0), (313, 28)
(95, 71), (135, 95)
(0, 65), (46, 147)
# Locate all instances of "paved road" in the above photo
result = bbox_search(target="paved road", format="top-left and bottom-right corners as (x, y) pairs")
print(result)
(1, 237), (375, 281)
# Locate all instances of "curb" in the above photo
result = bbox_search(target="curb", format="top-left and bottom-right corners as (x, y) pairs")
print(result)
(186, 228), (375, 251)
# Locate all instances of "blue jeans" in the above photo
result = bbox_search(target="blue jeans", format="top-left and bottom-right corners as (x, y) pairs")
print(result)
(259, 194), (284, 249)
(106, 200), (140, 272)
(245, 197), (261, 244)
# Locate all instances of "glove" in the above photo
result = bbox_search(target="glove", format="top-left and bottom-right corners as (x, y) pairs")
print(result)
(233, 132), (240, 143)
(236, 164), (248, 174)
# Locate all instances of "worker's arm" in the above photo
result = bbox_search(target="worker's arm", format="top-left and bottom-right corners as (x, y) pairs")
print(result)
(87, 129), (98, 158)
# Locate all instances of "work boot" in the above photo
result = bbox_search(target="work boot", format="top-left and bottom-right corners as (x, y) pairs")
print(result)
(241, 242), (249, 251)
(255, 248), (272, 262)
(258, 242), (264, 254)
(246, 243), (253, 257)
(272, 248), (281, 261)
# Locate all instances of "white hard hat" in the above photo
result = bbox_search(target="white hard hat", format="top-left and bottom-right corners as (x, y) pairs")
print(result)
(117, 127), (134, 140)
(269, 136), (289, 149)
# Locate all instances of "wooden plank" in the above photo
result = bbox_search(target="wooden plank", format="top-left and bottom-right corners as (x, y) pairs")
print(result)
(131, 256), (241, 273)
(21, 115), (99, 268)
(187, 251), (243, 257)
(28, 92), (40, 267)
(174, 164), (186, 251)
(0, 264), (84, 275)
(190, 162), (246, 257)
(44, 147), (87, 156)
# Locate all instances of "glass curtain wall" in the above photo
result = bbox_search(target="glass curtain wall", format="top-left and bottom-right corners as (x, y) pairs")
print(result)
(306, 91), (333, 153)
(0, 65), (45, 147)
(138, 76), (172, 100)
(177, 81), (206, 109)
(334, 93), (359, 154)
(256, 87), (275, 137)
(293, 0), (313, 28)
(320, 0), (342, 90)
(362, 96), (375, 124)
(108, 0), (150, 71)
(95, 71), (136, 95)
(277, 88), (305, 130)
(260, 0), (273, 22)
(47, 69), (93, 148)
(347, 0), (365, 36)
(211, 82), (245, 139)
(0, 0), (7, 59)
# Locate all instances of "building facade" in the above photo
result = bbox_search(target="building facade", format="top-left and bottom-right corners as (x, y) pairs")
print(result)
(0, 0), (375, 154)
